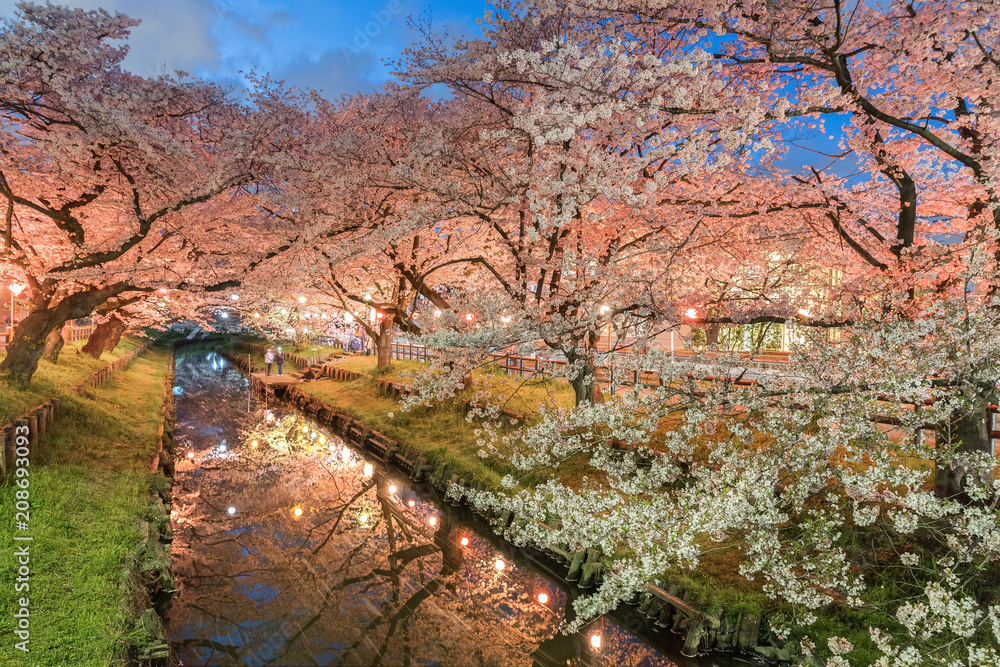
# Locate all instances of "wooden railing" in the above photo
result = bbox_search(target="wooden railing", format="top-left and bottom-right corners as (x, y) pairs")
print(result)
(1, 324), (95, 351)
(71, 341), (150, 393)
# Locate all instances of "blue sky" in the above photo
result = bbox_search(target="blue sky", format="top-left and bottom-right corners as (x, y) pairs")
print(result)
(0, 0), (487, 97)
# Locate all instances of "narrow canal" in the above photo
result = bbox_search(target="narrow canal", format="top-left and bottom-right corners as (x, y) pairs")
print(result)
(165, 347), (757, 667)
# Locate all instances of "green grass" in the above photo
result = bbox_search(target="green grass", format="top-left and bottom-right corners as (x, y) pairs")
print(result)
(0, 339), (141, 425)
(331, 355), (576, 420)
(0, 345), (170, 666)
(300, 377), (512, 490)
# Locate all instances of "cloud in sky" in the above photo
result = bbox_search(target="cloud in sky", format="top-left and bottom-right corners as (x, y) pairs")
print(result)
(0, 0), (482, 98)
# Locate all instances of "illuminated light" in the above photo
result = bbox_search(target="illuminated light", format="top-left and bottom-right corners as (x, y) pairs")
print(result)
(363, 462), (374, 477)
(293, 507), (303, 517)
(159, 288), (168, 293)
(9, 283), (25, 296)
(251, 440), (258, 448)
(599, 304), (611, 315)
(266, 412), (274, 422)
(465, 312), (474, 322)
(798, 308), (813, 318)
(302, 425), (309, 433)
(344, 312), (354, 323)
(303, 312), (311, 319)
(218, 443), (227, 452)
(230, 293), (240, 301)
(321, 313), (328, 319)
(342, 448), (351, 463)
(388, 484), (397, 494)
(408, 499), (416, 508)
(253, 312), (261, 318)
(298, 296), (307, 303)
(157, 301), (166, 307)
(494, 559), (505, 571)
(429, 516), (437, 526)
(375, 311), (384, 319)
(219, 312), (229, 319)
(227, 506), (236, 516)
(310, 431), (317, 439)
(590, 634), (601, 649)
(287, 416), (294, 423)
(538, 592), (549, 604)
(460, 536), (469, 546)
(364, 293), (372, 301)
(319, 435), (326, 444)
(500, 315), (511, 324)
(186, 451), (195, 459)
(358, 513), (368, 523)
(433, 309), (441, 317)
(684, 308), (698, 319)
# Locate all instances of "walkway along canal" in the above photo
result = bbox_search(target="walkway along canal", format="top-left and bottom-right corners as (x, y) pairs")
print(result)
(165, 346), (763, 666)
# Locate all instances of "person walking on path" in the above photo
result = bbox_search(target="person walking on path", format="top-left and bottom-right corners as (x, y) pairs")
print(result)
(276, 347), (285, 376)
(264, 346), (275, 376)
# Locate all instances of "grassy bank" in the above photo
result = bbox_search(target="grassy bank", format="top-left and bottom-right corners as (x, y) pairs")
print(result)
(0, 339), (142, 425)
(0, 343), (170, 666)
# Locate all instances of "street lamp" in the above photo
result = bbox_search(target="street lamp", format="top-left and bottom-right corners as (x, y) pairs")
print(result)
(8, 282), (25, 328)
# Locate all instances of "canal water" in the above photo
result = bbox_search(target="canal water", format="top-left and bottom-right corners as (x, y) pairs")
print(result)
(165, 347), (757, 667)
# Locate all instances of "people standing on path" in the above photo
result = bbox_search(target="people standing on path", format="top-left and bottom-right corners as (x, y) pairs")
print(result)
(264, 346), (275, 376)
(276, 347), (285, 376)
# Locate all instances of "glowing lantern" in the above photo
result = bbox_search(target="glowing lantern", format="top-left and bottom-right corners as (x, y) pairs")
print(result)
(363, 462), (374, 477)
(227, 507), (236, 516)
(408, 500), (416, 508)
(388, 484), (397, 494)
(460, 536), (469, 546)
(429, 516), (437, 526)
(537, 592), (548, 604)
(293, 507), (303, 517)
(186, 451), (195, 459)
(251, 440), (258, 448)
(590, 634), (601, 649)
(298, 296), (307, 303)
(494, 559), (505, 571)
(684, 308), (698, 319)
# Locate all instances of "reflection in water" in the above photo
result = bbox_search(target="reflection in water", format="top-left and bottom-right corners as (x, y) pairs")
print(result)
(167, 349), (678, 666)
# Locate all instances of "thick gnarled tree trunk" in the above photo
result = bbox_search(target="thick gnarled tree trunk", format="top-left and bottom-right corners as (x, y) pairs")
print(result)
(0, 283), (130, 381)
(42, 326), (65, 363)
(81, 314), (126, 359)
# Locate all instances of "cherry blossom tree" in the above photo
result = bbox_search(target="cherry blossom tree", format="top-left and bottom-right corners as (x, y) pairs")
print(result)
(0, 3), (298, 380)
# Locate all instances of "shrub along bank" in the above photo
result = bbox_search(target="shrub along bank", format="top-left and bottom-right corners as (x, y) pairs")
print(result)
(0, 342), (173, 666)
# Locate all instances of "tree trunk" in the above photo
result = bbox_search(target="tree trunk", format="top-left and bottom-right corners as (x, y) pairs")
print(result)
(568, 352), (603, 406)
(42, 327), (66, 363)
(934, 393), (994, 502)
(375, 319), (393, 369)
(81, 315), (126, 359)
(0, 309), (67, 380)
(0, 283), (131, 381)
